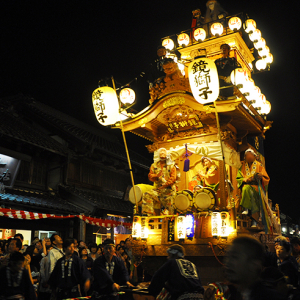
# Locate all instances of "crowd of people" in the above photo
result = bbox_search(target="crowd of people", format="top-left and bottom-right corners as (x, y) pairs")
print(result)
(0, 233), (300, 300)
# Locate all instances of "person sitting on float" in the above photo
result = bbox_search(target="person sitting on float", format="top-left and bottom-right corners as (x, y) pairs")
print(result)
(142, 148), (177, 216)
(204, 0), (227, 24)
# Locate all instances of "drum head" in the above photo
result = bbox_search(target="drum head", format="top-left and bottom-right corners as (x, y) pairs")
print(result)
(194, 188), (216, 211)
(129, 186), (142, 205)
(174, 190), (193, 213)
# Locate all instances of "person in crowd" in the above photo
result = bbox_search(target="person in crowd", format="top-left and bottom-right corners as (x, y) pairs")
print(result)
(121, 252), (130, 273)
(73, 238), (79, 256)
(80, 247), (93, 272)
(49, 238), (91, 300)
(205, 235), (284, 300)
(291, 237), (300, 286)
(89, 242), (100, 261)
(38, 245), (53, 300)
(23, 251), (35, 285)
(49, 233), (64, 274)
(120, 240), (125, 247)
(276, 239), (298, 287)
(97, 245), (103, 256)
(92, 239), (134, 299)
(149, 244), (204, 300)
(0, 237), (22, 268)
(0, 251), (37, 300)
(261, 267), (300, 300)
(14, 233), (26, 253)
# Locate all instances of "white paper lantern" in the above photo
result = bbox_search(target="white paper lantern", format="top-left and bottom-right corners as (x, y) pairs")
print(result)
(244, 19), (256, 33)
(92, 87), (120, 126)
(194, 28), (206, 42)
(247, 85), (261, 102)
(228, 17), (242, 31)
(120, 88), (136, 105)
(249, 29), (261, 42)
(188, 57), (219, 104)
(211, 212), (221, 237)
(255, 59), (267, 71)
(264, 53), (273, 64)
(162, 38), (175, 50)
(258, 46), (270, 58)
(254, 38), (266, 50)
(211, 23), (223, 36)
(177, 216), (186, 240)
(132, 216), (141, 238)
(261, 100), (271, 114)
(177, 33), (190, 47)
(253, 93), (266, 109)
(230, 68), (248, 86)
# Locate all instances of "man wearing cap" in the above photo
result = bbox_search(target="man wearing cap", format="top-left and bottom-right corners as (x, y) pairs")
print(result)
(236, 148), (270, 222)
(215, 43), (241, 98)
(92, 239), (133, 299)
(142, 148), (177, 216)
(149, 244), (204, 300)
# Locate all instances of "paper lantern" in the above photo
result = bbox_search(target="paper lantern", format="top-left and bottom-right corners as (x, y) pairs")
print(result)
(244, 19), (256, 33)
(220, 212), (230, 237)
(240, 77), (254, 95)
(211, 23), (223, 36)
(177, 33), (190, 47)
(261, 100), (271, 114)
(92, 87), (120, 126)
(254, 38), (266, 50)
(264, 53), (273, 64)
(177, 216), (186, 240)
(249, 29), (261, 42)
(162, 38), (175, 50)
(120, 88), (135, 105)
(230, 68), (248, 86)
(228, 17), (242, 31)
(258, 46), (270, 58)
(185, 214), (195, 239)
(255, 59), (267, 71)
(132, 216), (141, 238)
(246, 85), (261, 102)
(194, 28), (206, 42)
(140, 217), (148, 239)
(253, 93), (266, 109)
(211, 212), (221, 237)
(188, 57), (219, 104)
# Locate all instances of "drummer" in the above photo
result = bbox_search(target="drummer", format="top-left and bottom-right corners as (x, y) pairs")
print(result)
(142, 148), (177, 216)
(197, 157), (219, 192)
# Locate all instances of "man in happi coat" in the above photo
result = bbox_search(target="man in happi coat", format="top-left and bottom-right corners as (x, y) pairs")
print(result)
(49, 238), (91, 300)
(236, 148), (270, 222)
(142, 148), (177, 216)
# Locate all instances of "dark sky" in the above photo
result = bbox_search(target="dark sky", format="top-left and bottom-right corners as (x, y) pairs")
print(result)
(1, 1), (299, 220)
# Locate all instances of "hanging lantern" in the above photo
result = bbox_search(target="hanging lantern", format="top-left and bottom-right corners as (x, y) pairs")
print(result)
(249, 29), (261, 42)
(220, 212), (231, 237)
(264, 53), (273, 64)
(255, 59), (267, 71)
(261, 100), (271, 114)
(162, 38), (175, 50)
(185, 214), (195, 239)
(254, 38), (266, 50)
(188, 57), (219, 104)
(177, 215), (186, 240)
(140, 217), (148, 239)
(194, 28), (206, 42)
(258, 46), (270, 58)
(211, 23), (223, 36)
(246, 85), (261, 102)
(240, 77), (255, 95)
(230, 68), (248, 87)
(120, 88), (136, 105)
(244, 19), (256, 33)
(132, 216), (141, 239)
(253, 93), (266, 109)
(211, 212), (221, 237)
(177, 33), (190, 47)
(92, 87), (120, 126)
(228, 17), (242, 31)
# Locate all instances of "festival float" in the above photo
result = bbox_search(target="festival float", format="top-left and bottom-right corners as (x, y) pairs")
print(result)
(92, 2), (280, 282)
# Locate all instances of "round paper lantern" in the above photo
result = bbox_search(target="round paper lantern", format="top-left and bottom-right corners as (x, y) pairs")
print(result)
(254, 38), (266, 50)
(261, 100), (271, 114)
(247, 85), (261, 102)
(194, 28), (206, 42)
(244, 19), (256, 33)
(249, 29), (261, 42)
(211, 23), (223, 36)
(120, 88), (135, 105)
(228, 17), (242, 31)
(253, 93), (266, 109)
(255, 59), (267, 71)
(258, 46), (270, 58)
(230, 68), (248, 86)
(177, 33), (190, 47)
(92, 87), (120, 126)
(162, 38), (175, 50)
(264, 53), (273, 64)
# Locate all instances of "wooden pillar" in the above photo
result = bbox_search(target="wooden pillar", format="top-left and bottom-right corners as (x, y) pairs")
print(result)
(79, 214), (86, 242)
(69, 219), (74, 238)
(219, 161), (227, 209)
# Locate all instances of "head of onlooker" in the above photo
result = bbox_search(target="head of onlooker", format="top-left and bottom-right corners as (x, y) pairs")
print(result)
(224, 235), (264, 291)
(44, 238), (51, 249)
(276, 239), (291, 262)
(124, 238), (132, 250)
(120, 240), (125, 247)
(97, 245), (103, 256)
(14, 233), (24, 244)
(23, 251), (32, 267)
(63, 238), (75, 259)
(290, 237), (300, 257)
(89, 243), (98, 254)
(79, 247), (88, 259)
(103, 239), (115, 262)
(9, 251), (25, 274)
(74, 238), (79, 249)
(50, 233), (63, 249)
(8, 238), (22, 254)
(34, 240), (43, 251)
(78, 240), (87, 249)
(275, 236), (290, 251)
(166, 244), (185, 260)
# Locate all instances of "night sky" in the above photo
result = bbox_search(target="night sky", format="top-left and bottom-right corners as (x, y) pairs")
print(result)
(1, 1), (299, 220)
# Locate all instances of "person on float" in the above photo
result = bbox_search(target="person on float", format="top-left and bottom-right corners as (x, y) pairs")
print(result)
(142, 148), (177, 216)
(204, 0), (227, 23)
(214, 43), (241, 98)
(148, 244), (204, 300)
(236, 148), (270, 224)
(92, 239), (134, 299)
(191, 8), (204, 38)
(49, 238), (91, 300)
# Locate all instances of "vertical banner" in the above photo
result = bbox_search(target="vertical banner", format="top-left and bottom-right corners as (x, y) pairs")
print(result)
(168, 219), (175, 242)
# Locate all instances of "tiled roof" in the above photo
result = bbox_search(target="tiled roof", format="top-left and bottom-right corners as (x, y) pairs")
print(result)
(60, 185), (133, 214)
(0, 187), (81, 214)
